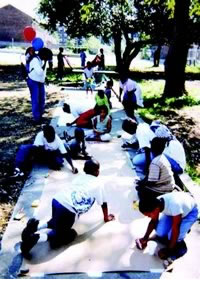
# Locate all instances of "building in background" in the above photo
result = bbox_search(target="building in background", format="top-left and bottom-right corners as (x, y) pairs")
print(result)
(0, 4), (57, 48)
(0, 4), (32, 42)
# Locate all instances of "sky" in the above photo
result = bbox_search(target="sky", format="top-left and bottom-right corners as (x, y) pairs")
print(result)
(0, 0), (40, 17)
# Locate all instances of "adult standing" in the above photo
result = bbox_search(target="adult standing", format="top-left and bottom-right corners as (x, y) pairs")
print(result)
(27, 47), (49, 124)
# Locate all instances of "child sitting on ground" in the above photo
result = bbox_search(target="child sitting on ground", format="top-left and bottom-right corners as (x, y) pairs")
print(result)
(135, 137), (176, 200)
(64, 127), (91, 160)
(136, 191), (199, 262)
(85, 105), (112, 142)
(20, 159), (115, 259)
(12, 125), (78, 177)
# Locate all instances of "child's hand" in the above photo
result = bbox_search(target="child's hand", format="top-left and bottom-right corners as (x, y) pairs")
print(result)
(135, 238), (148, 250)
(104, 214), (115, 222)
(72, 167), (78, 174)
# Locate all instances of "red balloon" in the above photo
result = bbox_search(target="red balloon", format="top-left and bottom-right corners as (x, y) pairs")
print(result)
(23, 26), (36, 42)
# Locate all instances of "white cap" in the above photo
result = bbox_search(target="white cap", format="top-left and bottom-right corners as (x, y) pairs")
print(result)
(155, 125), (172, 139)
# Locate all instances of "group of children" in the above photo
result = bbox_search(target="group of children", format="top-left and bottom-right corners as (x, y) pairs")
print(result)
(17, 48), (199, 267)
(17, 115), (199, 266)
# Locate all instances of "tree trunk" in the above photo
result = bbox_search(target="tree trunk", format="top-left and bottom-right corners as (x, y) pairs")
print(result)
(153, 45), (161, 67)
(113, 31), (122, 72)
(163, 0), (190, 98)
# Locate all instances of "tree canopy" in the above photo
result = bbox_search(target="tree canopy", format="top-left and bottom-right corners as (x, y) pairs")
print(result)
(38, 0), (199, 73)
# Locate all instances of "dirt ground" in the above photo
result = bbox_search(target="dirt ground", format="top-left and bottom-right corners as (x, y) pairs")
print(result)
(0, 65), (200, 241)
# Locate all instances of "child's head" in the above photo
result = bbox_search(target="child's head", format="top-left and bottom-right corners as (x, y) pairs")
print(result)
(155, 125), (172, 141)
(99, 105), (108, 119)
(84, 159), (100, 176)
(25, 47), (35, 56)
(150, 137), (167, 156)
(122, 118), (138, 135)
(139, 197), (161, 218)
(87, 61), (92, 69)
(63, 103), (71, 113)
(38, 48), (51, 61)
(75, 127), (85, 142)
(59, 47), (64, 53)
(119, 72), (128, 84)
(43, 125), (55, 143)
(100, 48), (104, 54)
(106, 80), (113, 88)
(98, 89), (105, 99)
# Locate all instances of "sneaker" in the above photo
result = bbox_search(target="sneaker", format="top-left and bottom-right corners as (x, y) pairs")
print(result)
(11, 168), (24, 178)
(20, 233), (40, 260)
(171, 240), (187, 260)
(21, 218), (39, 241)
(49, 229), (77, 249)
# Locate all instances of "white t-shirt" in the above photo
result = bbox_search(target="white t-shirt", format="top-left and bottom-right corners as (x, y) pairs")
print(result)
(34, 131), (67, 154)
(120, 78), (143, 107)
(54, 174), (105, 215)
(28, 57), (46, 83)
(164, 139), (186, 170)
(136, 122), (156, 149)
(158, 192), (196, 218)
(84, 68), (94, 79)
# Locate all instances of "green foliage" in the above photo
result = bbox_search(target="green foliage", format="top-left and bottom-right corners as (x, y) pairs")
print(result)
(38, 0), (200, 71)
(84, 36), (101, 54)
(185, 164), (200, 184)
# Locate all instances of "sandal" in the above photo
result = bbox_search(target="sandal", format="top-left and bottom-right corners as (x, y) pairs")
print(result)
(12, 168), (24, 178)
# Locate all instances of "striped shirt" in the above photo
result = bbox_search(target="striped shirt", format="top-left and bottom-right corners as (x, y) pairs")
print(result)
(147, 154), (175, 193)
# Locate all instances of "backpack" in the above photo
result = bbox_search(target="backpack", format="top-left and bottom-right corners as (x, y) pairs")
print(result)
(20, 63), (29, 80)
(20, 56), (38, 80)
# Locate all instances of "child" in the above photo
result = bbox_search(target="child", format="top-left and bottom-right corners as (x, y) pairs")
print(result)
(80, 49), (86, 67)
(95, 89), (110, 114)
(20, 159), (115, 259)
(64, 127), (91, 160)
(136, 192), (199, 261)
(135, 137), (175, 200)
(66, 108), (98, 129)
(119, 73), (143, 120)
(104, 80), (119, 109)
(57, 47), (72, 80)
(84, 61), (95, 95)
(98, 48), (105, 70)
(12, 125), (78, 177)
(85, 105), (112, 142)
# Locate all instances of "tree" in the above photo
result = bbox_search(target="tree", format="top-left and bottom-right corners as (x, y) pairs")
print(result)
(163, 0), (200, 97)
(38, 0), (173, 72)
(38, 0), (199, 83)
